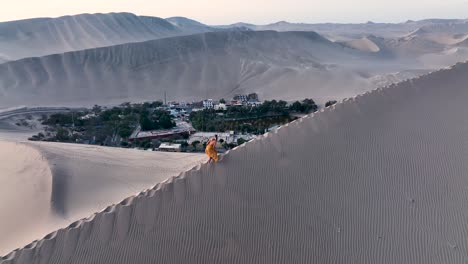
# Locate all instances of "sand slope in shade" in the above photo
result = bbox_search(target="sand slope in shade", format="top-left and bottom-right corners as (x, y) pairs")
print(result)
(0, 141), (205, 256)
(3, 61), (468, 263)
(0, 142), (52, 258)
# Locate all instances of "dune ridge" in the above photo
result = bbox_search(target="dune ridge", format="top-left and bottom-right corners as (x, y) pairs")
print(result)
(2, 60), (468, 263)
(0, 12), (216, 61)
(339, 37), (381, 52)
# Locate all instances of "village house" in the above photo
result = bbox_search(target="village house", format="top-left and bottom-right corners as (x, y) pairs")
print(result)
(214, 103), (227, 110)
(158, 143), (182, 152)
(203, 99), (215, 109)
(129, 121), (195, 142)
(233, 94), (248, 102)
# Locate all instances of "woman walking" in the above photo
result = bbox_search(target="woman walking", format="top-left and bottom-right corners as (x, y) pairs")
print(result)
(205, 138), (219, 163)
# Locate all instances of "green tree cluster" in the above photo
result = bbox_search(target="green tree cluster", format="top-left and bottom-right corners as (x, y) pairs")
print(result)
(37, 101), (174, 145)
(289, 98), (318, 113)
(189, 100), (296, 134)
(139, 110), (176, 131)
(42, 113), (74, 126)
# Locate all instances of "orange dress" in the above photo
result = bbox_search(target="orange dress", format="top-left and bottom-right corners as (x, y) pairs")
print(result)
(205, 142), (219, 162)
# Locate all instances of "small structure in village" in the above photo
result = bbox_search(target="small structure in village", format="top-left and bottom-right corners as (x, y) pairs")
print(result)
(129, 121), (195, 142)
(188, 131), (255, 145)
(203, 99), (215, 109)
(158, 142), (182, 152)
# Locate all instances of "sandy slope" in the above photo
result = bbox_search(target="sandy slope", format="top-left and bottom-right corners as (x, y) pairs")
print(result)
(403, 27), (468, 46)
(0, 31), (376, 106)
(457, 38), (468, 47)
(221, 19), (468, 39)
(2, 27), (468, 108)
(0, 117), (43, 141)
(0, 13), (215, 61)
(414, 32), (468, 45)
(0, 141), (205, 256)
(339, 37), (380, 52)
(0, 142), (52, 258)
(3, 61), (468, 263)
(3, 30), (465, 108)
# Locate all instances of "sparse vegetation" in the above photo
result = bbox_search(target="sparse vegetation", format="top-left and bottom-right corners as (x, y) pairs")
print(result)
(190, 99), (317, 134)
(28, 97), (322, 151)
(30, 101), (175, 146)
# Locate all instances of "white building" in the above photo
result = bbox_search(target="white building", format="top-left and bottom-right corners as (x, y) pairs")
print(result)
(247, 100), (262, 107)
(158, 143), (182, 152)
(234, 94), (248, 102)
(169, 109), (179, 117)
(214, 103), (227, 111)
(79, 113), (97, 120)
(203, 99), (214, 109)
(188, 132), (255, 145)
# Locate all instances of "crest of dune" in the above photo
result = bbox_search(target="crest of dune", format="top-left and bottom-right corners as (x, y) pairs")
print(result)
(340, 37), (381, 52)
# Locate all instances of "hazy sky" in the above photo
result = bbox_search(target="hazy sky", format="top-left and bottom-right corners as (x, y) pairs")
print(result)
(1, 0), (467, 24)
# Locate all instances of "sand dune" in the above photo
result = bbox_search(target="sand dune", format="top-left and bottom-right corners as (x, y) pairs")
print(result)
(2, 61), (468, 263)
(2, 30), (466, 108)
(352, 33), (464, 59)
(1, 15), (468, 108)
(415, 23), (468, 35)
(405, 28), (468, 46)
(220, 19), (468, 39)
(0, 13), (216, 61)
(457, 38), (468, 47)
(339, 37), (381, 52)
(0, 142), (52, 258)
(0, 141), (205, 256)
(166, 17), (215, 32)
(0, 30), (386, 107)
(382, 35), (446, 56)
(419, 48), (468, 68)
